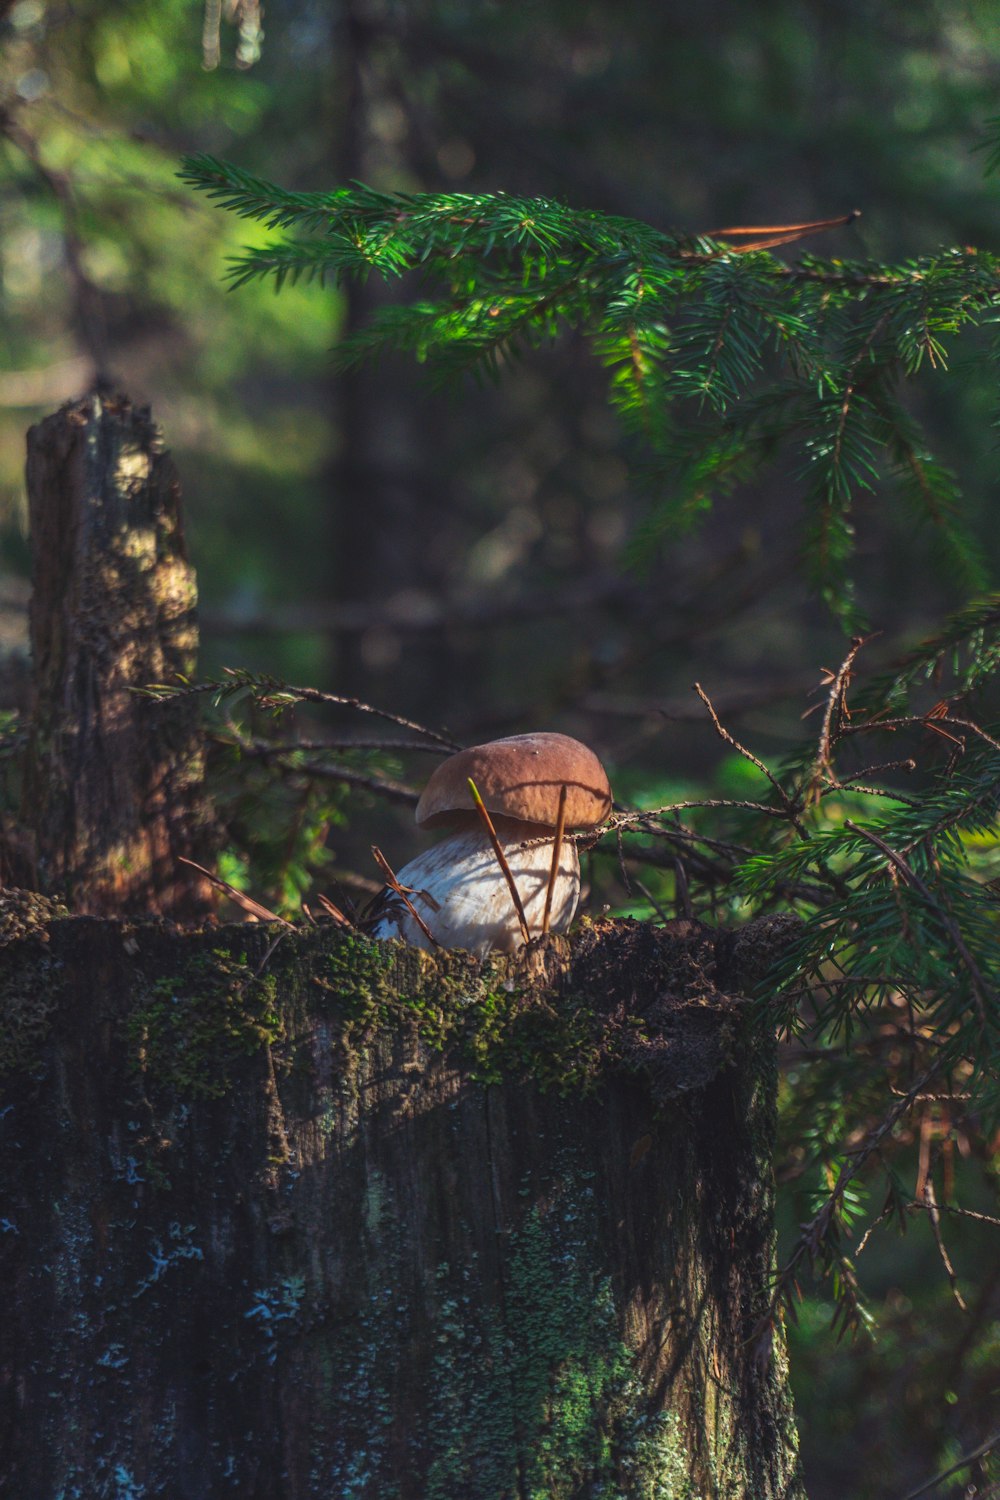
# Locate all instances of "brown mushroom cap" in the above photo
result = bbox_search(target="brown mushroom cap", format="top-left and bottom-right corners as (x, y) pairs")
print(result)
(416, 732), (612, 830)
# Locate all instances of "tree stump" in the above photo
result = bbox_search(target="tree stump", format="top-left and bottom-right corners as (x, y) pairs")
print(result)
(3, 391), (213, 916)
(0, 902), (803, 1499)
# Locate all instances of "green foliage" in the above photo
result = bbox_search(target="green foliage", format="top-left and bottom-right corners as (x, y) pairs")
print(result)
(182, 155), (998, 624)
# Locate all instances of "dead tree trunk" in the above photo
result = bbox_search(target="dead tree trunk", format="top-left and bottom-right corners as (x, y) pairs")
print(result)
(3, 390), (213, 916)
(0, 903), (804, 1499)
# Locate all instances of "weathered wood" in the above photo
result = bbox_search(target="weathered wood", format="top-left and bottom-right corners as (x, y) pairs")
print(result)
(0, 903), (803, 1499)
(5, 391), (214, 916)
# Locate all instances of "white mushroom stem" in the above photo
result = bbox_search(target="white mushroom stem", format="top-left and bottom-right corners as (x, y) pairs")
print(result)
(368, 817), (581, 957)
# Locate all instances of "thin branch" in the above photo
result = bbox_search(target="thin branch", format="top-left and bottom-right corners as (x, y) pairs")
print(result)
(152, 671), (462, 752)
(900, 1429), (1000, 1500)
(229, 735), (452, 756)
(249, 679), (462, 751)
(633, 876), (673, 924)
(813, 634), (872, 788)
(910, 1200), (1000, 1230)
(922, 1176), (968, 1313)
(854, 1202), (895, 1257)
(608, 798), (792, 826)
(692, 681), (809, 835)
(839, 711), (1000, 758)
(231, 743), (420, 807)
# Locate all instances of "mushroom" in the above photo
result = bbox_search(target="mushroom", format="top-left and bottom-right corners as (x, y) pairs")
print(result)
(367, 732), (612, 957)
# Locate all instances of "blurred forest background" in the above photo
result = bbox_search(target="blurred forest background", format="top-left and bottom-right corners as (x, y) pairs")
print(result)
(2, 2), (1000, 1496)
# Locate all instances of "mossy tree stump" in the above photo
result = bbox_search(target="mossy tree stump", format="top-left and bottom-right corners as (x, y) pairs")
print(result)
(1, 900), (803, 1499)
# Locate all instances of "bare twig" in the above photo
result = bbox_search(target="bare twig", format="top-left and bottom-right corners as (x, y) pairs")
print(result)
(692, 681), (809, 835)
(541, 784), (567, 936)
(248, 752), (420, 807)
(673, 858), (693, 919)
(922, 1176), (968, 1313)
(151, 670), (462, 752)
(839, 711), (1000, 757)
(467, 778), (531, 945)
(231, 735), (451, 756)
(910, 1200), (1000, 1230)
(899, 1429), (1000, 1500)
(854, 1202), (895, 1257)
(615, 827), (633, 897)
(251, 680), (462, 751)
(370, 846), (442, 949)
(216, 721), (422, 804)
(608, 798), (792, 826)
(839, 758), (918, 784)
(812, 634), (875, 789)
(177, 857), (293, 927)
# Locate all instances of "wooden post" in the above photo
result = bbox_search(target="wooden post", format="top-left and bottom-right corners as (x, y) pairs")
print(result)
(7, 390), (214, 916)
(0, 909), (804, 1498)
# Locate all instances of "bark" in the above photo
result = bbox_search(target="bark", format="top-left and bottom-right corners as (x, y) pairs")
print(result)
(4, 391), (214, 917)
(0, 898), (803, 1499)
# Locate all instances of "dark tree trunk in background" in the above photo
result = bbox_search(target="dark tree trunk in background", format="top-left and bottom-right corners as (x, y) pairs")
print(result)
(0, 391), (214, 916)
(0, 906), (803, 1499)
(328, 3), (454, 711)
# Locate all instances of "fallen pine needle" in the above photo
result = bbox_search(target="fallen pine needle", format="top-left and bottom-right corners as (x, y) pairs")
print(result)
(178, 857), (294, 927)
(468, 777), (531, 945)
(371, 845), (442, 948)
(541, 783), (568, 936)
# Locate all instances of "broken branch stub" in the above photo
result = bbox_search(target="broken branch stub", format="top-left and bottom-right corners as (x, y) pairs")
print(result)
(11, 391), (215, 916)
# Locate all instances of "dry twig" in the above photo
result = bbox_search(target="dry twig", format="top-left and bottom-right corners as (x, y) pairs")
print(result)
(899, 1429), (1000, 1500)
(692, 681), (809, 835)
(922, 1176), (968, 1313)
(811, 634), (872, 789)
(177, 857), (293, 927)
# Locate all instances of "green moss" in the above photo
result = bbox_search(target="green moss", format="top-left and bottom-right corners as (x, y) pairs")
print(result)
(127, 949), (284, 1097)
(422, 1176), (697, 1499)
(306, 935), (608, 1099)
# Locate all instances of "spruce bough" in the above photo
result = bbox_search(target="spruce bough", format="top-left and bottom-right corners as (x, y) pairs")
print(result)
(180, 152), (1000, 1342)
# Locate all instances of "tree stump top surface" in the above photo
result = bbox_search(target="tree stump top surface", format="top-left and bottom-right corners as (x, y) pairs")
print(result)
(0, 898), (798, 1100)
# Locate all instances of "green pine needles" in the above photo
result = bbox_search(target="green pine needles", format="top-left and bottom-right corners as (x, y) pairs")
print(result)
(179, 154), (1000, 1343)
(181, 152), (997, 624)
